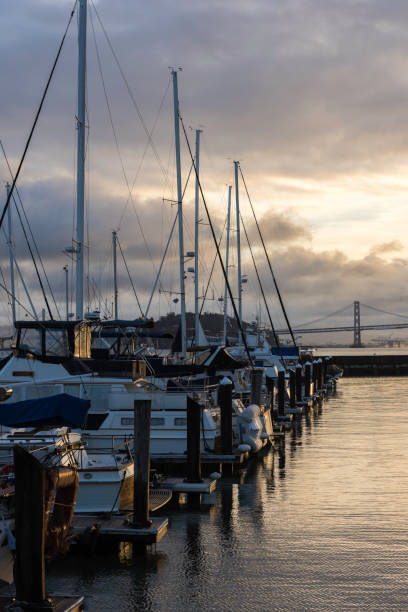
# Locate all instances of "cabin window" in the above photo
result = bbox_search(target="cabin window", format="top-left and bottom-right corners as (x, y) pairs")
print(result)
(174, 417), (187, 427)
(121, 418), (133, 426)
(151, 418), (165, 426)
(45, 329), (69, 357)
(120, 417), (165, 427)
(19, 328), (42, 356)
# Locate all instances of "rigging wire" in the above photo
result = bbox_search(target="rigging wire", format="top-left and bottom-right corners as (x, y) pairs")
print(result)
(0, 1), (77, 234)
(238, 164), (297, 348)
(0, 141), (61, 319)
(199, 217), (227, 317)
(239, 212), (285, 363)
(89, 0), (170, 186)
(179, 116), (253, 366)
(116, 235), (144, 318)
(9, 191), (54, 319)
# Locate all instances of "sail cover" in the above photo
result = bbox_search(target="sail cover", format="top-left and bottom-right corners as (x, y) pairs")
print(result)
(0, 393), (90, 428)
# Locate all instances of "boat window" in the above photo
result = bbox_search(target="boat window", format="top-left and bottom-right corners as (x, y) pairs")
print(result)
(19, 328), (42, 356)
(120, 417), (132, 426)
(120, 417), (165, 427)
(45, 329), (69, 357)
(151, 418), (165, 426)
(174, 417), (186, 427)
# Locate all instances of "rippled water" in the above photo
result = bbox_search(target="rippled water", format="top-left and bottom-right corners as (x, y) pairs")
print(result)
(45, 378), (408, 611)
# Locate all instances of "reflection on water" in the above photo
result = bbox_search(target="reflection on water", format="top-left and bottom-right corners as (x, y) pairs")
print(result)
(47, 378), (408, 610)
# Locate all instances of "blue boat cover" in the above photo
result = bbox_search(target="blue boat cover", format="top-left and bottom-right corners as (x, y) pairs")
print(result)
(0, 393), (90, 428)
(271, 346), (300, 358)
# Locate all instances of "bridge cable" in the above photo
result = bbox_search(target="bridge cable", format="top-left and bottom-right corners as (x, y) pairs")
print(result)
(238, 164), (297, 348)
(295, 303), (353, 328)
(360, 303), (408, 320)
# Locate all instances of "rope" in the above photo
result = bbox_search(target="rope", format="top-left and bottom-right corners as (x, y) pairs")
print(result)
(238, 164), (297, 348)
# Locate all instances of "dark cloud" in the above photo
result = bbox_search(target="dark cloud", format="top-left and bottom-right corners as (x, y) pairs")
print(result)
(1, 0), (408, 342)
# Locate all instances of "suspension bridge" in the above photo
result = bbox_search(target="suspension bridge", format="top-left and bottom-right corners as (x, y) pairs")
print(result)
(276, 301), (408, 347)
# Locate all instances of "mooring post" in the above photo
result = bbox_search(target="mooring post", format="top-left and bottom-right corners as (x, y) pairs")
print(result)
(277, 369), (285, 416)
(312, 359), (318, 392)
(14, 445), (46, 605)
(133, 399), (151, 528)
(323, 357), (329, 385)
(187, 396), (202, 482)
(304, 362), (312, 398)
(218, 377), (233, 455)
(295, 363), (303, 404)
(317, 358), (323, 391)
(265, 376), (275, 412)
(289, 369), (296, 409)
(250, 367), (264, 406)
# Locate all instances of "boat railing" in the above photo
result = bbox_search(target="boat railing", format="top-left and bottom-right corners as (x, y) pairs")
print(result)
(79, 434), (134, 469)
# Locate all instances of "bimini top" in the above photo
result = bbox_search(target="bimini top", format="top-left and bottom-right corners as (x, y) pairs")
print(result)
(271, 346), (300, 358)
(0, 393), (90, 429)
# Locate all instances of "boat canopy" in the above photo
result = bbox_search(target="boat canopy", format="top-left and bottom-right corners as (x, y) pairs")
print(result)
(0, 393), (90, 428)
(271, 346), (300, 358)
(14, 320), (91, 360)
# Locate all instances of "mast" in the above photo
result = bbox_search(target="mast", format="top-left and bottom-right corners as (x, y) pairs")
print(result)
(171, 69), (186, 356)
(75, 0), (87, 320)
(112, 231), (118, 319)
(194, 128), (202, 345)
(63, 265), (69, 320)
(223, 185), (232, 344)
(6, 183), (16, 324)
(234, 161), (242, 326)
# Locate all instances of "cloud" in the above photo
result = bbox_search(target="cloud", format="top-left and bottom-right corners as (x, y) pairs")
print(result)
(2, 0), (408, 344)
(369, 240), (403, 256)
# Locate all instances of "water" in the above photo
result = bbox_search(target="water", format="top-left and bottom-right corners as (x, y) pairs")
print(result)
(45, 378), (408, 610)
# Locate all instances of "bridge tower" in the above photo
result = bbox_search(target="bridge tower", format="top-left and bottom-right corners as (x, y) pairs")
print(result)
(353, 300), (362, 347)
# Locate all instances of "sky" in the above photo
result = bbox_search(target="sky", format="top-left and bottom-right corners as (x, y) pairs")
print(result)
(1, 0), (408, 345)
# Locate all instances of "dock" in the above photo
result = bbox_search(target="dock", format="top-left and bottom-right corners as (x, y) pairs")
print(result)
(0, 595), (84, 612)
(72, 515), (168, 545)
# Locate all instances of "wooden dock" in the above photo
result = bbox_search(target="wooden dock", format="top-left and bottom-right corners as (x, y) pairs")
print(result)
(161, 477), (217, 494)
(72, 515), (168, 545)
(0, 595), (84, 611)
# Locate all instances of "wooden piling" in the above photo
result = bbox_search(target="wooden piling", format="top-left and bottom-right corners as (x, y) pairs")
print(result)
(277, 369), (286, 416)
(14, 445), (46, 605)
(304, 362), (312, 398)
(312, 360), (319, 392)
(218, 377), (233, 455)
(295, 363), (303, 404)
(323, 357), (329, 384)
(186, 396), (202, 483)
(250, 367), (264, 406)
(289, 369), (296, 409)
(133, 399), (151, 528)
(265, 376), (275, 412)
(317, 358), (323, 390)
